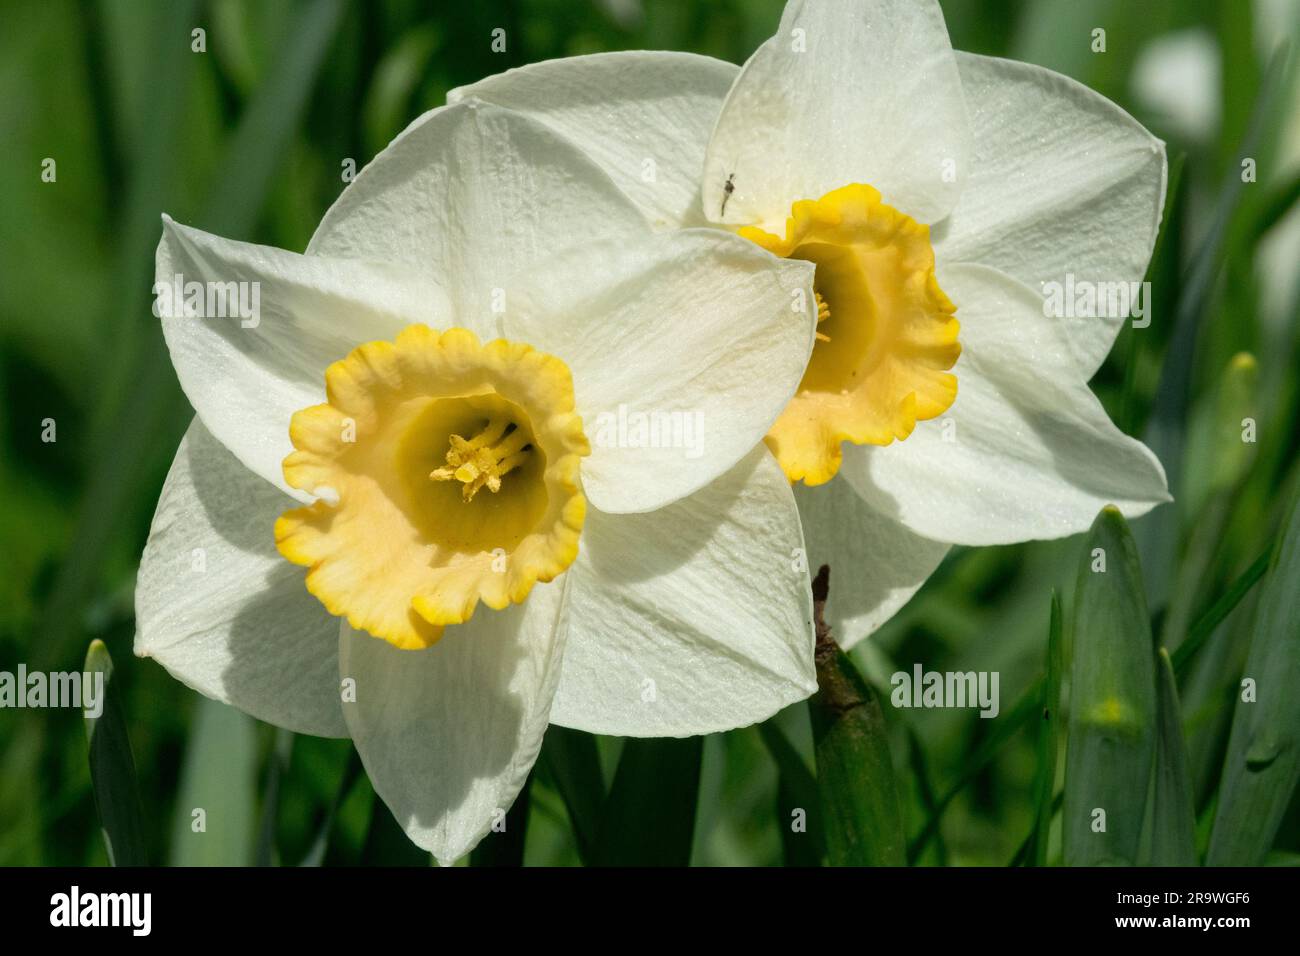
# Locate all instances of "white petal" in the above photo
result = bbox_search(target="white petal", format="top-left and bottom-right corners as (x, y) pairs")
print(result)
(549, 448), (816, 737)
(339, 579), (568, 864)
(703, 0), (970, 228)
(934, 53), (1167, 377)
(135, 420), (347, 738)
(449, 52), (737, 230)
(794, 477), (949, 650)
(308, 102), (649, 322)
(839, 264), (1170, 545)
(504, 229), (815, 514)
(156, 216), (446, 493)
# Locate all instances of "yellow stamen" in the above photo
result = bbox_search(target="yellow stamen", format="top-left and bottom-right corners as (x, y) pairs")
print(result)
(430, 418), (533, 501)
(814, 292), (832, 342)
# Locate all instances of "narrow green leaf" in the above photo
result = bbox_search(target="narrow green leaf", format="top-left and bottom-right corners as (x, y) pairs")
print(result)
(1012, 792), (1063, 867)
(1028, 593), (1065, 866)
(1171, 545), (1273, 673)
(254, 728), (294, 867)
(1213, 0), (1262, 171)
(169, 697), (257, 866)
(540, 725), (605, 865)
(83, 639), (147, 866)
(592, 737), (702, 866)
(758, 720), (824, 866)
(1247, 168), (1300, 241)
(1148, 650), (1197, 865)
(299, 748), (362, 867)
(1063, 507), (1157, 866)
(1207, 488), (1300, 864)
(808, 567), (905, 866)
(470, 771), (533, 867)
(909, 679), (1039, 861)
(904, 725), (947, 866)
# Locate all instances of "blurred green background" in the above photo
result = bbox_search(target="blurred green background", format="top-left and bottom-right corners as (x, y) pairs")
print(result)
(1, 0), (1297, 866)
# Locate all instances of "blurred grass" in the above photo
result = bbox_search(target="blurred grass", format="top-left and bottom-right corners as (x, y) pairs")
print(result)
(1, 0), (1297, 866)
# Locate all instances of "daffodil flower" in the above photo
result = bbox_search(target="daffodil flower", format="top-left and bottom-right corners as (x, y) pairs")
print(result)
(452, 0), (1172, 647)
(135, 102), (821, 862)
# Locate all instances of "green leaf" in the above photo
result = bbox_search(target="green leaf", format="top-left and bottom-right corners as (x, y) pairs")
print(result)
(1147, 649), (1197, 865)
(1028, 593), (1064, 866)
(904, 725), (947, 866)
(808, 567), (905, 866)
(298, 748), (362, 867)
(1063, 507), (1157, 866)
(1247, 168), (1300, 243)
(254, 728), (294, 867)
(1207, 487), (1300, 864)
(168, 697), (257, 866)
(592, 737), (702, 867)
(540, 725), (605, 865)
(1170, 545), (1273, 673)
(909, 680), (1040, 861)
(758, 720), (824, 866)
(1011, 792), (1062, 867)
(1213, 0), (1261, 174)
(83, 639), (147, 866)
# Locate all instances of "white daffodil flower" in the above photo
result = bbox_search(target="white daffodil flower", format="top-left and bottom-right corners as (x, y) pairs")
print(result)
(451, 0), (1173, 648)
(135, 102), (821, 863)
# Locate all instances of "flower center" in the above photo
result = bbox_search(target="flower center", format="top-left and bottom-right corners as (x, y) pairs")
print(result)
(739, 183), (960, 486)
(430, 416), (533, 501)
(275, 326), (589, 649)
